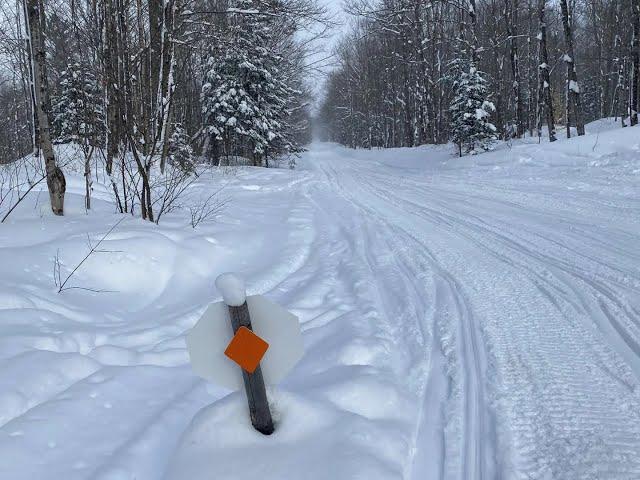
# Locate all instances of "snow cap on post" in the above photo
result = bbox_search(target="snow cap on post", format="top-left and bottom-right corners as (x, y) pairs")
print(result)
(215, 273), (247, 306)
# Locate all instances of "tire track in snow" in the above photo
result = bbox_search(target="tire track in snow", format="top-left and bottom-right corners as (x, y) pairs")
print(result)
(296, 158), (444, 478)
(346, 160), (640, 478)
(363, 178), (640, 380)
(374, 215), (496, 480)
(312, 157), (496, 480)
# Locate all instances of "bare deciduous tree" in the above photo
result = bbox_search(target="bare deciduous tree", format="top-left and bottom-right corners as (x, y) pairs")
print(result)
(24, 0), (66, 214)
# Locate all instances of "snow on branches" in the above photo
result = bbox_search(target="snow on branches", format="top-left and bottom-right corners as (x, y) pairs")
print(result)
(448, 59), (497, 156)
(200, 0), (305, 167)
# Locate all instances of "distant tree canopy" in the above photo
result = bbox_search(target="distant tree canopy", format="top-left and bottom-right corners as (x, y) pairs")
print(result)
(318, 0), (640, 152)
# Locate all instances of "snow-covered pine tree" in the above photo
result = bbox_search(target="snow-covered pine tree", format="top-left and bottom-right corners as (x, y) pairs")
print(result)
(200, 0), (295, 166)
(448, 58), (497, 156)
(51, 62), (104, 146)
(168, 123), (194, 172)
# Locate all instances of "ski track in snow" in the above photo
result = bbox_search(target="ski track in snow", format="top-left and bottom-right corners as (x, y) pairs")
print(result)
(1, 125), (640, 479)
(312, 152), (495, 480)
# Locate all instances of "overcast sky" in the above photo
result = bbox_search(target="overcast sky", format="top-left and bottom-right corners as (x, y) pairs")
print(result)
(305, 0), (348, 108)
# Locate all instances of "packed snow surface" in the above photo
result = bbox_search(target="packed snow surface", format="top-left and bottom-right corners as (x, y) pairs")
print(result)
(1, 119), (640, 479)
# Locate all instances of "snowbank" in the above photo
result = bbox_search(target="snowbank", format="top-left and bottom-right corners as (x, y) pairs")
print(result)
(1, 122), (639, 479)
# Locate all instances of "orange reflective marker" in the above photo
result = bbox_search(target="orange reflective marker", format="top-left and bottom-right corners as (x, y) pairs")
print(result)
(224, 326), (269, 374)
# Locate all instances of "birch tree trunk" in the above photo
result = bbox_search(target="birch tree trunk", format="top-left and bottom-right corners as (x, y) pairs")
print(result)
(506, 0), (524, 137)
(149, 0), (162, 129)
(560, 0), (585, 136)
(537, 0), (557, 142)
(158, 0), (179, 173)
(631, 0), (640, 125)
(24, 0), (66, 215)
(103, 0), (119, 176)
(20, 0), (39, 159)
(413, 0), (429, 144)
(468, 0), (478, 63)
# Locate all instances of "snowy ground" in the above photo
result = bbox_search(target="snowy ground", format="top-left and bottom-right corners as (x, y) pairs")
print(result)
(1, 120), (639, 479)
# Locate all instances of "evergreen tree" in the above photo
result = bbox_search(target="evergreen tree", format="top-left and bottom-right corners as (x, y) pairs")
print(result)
(168, 123), (195, 172)
(449, 58), (497, 156)
(200, 1), (296, 166)
(51, 62), (104, 146)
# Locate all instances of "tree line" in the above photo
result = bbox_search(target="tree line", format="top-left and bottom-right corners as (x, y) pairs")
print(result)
(0, 0), (327, 218)
(318, 0), (640, 153)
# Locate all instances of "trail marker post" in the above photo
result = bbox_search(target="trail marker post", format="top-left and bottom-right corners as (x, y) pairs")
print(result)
(226, 300), (274, 434)
(186, 273), (304, 435)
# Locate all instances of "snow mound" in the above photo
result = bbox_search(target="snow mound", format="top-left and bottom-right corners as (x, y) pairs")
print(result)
(166, 386), (413, 480)
(215, 272), (247, 306)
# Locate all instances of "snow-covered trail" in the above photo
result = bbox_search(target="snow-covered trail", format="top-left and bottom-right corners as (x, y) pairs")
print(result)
(307, 149), (496, 480)
(300, 134), (640, 479)
(2, 125), (640, 479)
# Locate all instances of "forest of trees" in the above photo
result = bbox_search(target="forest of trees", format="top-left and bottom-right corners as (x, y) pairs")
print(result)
(0, 0), (637, 220)
(318, 0), (640, 152)
(0, 0), (326, 218)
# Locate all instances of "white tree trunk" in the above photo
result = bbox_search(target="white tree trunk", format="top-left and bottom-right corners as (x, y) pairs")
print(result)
(24, 0), (65, 215)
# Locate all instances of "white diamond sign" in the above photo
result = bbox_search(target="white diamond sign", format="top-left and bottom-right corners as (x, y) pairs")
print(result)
(186, 295), (304, 391)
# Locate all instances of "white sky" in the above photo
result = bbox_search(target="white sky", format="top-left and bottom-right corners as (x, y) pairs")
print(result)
(304, 0), (348, 108)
